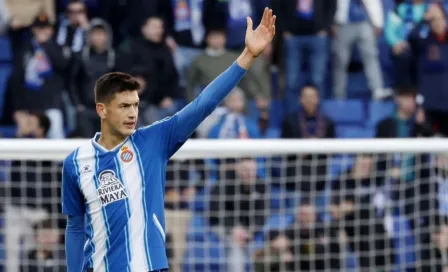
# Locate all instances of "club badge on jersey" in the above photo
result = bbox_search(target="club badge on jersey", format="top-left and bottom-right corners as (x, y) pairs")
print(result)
(297, 0), (314, 20)
(120, 146), (134, 163)
(96, 170), (128, 206)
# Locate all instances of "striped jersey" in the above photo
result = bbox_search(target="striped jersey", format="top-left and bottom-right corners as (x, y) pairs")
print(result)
(62, 118), (185, 272)
(61, 61), (247, 272)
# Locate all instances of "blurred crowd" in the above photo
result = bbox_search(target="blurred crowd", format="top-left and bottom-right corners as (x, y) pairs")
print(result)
(2, 0), (448, 271)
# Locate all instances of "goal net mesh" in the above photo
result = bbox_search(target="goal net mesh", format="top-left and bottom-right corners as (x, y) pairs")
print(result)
(0, 140), (447, 272)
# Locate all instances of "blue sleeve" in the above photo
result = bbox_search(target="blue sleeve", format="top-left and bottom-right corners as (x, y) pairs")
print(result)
(62, 157), (85, 216)
(66, 215), (85, 272)
(174, 62), (246, 140)
(166, 61), (246, 155)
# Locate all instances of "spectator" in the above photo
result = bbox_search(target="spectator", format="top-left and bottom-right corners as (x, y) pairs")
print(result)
(128, 67), (156, 127)
(376, 86), (433, 139)
(203, 0), (264, 50)
(255, 200), (340, 271)
(432, 219), (448, 272)
(4, 111), (63, 272)
(274, 0), (336, 110)
(281, 84), (335, 193)
(187, 28), (270, 109)
(70, 18), (117, 137)
(156, 0), (206, 86)
(55, 0), (89, 57)
(20, 219), (66, 272)
(333, 0), (391, 100)
(7, 13), (69, 139)
(119, 16), (180, 118)
(208, 88), (260, 139)
(209, 158), (270, 272)
(5, 0), (55, 63)
(331, 154), (395, 271)
(385, 0), (427, 86)
(409, 3), (448, 136)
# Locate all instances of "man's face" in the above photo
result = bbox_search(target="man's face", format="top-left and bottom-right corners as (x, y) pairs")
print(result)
(142, 18), (164, 43)
(67, 2), (86, 26)
(300, 86), (319, 114)
(100, 91), (139, 137)
(206, 32), (226, 50)
(36, 228), (60, 251)
(225, 91), (245, 113)
(90, 28), (107, 49)
(32, 26), (53, 43)
(236, 159), (257, 184)
(396, 94), (416, 115)
(296, 204), (316, 227)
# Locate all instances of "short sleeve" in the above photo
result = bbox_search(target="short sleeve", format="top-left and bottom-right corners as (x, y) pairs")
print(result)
(61, 158), (85, 216)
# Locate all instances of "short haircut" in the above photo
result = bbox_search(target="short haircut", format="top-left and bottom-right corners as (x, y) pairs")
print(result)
(301, 82), (318, 93)
(94, 72), (141, 103)
(395, 85), (417, 97)
(29, 112), (51, 137)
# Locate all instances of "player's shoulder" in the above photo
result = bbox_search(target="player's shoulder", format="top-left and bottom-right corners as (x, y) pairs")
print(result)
(135, 115), (177, 137)
(63, 141), (94, 168)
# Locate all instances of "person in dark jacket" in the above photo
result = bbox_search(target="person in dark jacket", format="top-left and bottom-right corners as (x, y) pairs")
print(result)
(155, 0), (206, 86)
(70, 18), (117, 137)
(255, 199), (341, 272)
(20, 219), (66, 272)
(331, 154), (396, 271)
(8, 13), (69, 139)
(281, 84), (335, 193)
(119, 16), (180, 116)
(273, 0), (336, 110)
(408, 3), (448, 136)
(55, 0), (89, 57)
(209, 158), (270, 272)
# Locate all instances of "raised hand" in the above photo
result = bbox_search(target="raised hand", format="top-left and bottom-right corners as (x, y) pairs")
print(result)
(245, 8), (276, 57)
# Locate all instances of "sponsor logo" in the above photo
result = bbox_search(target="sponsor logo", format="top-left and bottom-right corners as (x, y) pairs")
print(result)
(97, 170), (128, 206)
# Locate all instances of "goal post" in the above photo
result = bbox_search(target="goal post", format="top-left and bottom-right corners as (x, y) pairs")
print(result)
(1, 138), (448, 272)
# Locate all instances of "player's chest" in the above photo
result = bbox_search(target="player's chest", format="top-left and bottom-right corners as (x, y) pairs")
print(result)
(78, 146), (146, 207)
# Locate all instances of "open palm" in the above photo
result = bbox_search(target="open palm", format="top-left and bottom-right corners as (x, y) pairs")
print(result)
(245, 8), (276, 57)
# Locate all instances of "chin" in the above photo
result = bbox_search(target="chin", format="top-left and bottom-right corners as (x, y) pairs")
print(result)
(121, 128), (135, 136)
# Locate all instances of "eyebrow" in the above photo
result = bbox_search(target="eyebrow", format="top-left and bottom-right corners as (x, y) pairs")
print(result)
(118, 101), (139, 106)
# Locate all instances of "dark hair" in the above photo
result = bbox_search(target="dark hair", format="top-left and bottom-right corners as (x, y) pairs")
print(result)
(29, 112), (51, 137)
(34, 219), (56, 231)
(94, 72), (141, 103)
(395, 85), (417, 97)
(301, 82), (318, 92)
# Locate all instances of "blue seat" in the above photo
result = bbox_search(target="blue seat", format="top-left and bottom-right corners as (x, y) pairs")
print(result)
(337, 125), (374, 138)
(322, 100), (364, 124)
(0, 36), (12, 62)
(368, 101), (395, 127)
(184, 215), (227, 272)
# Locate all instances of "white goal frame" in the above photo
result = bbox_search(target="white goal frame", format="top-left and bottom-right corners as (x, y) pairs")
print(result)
(0, 138), (447, 160)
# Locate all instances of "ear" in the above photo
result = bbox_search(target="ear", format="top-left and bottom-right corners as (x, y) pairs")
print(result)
(96, 103), (107, 119)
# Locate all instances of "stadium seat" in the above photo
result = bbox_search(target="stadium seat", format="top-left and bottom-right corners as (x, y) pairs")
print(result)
(0, 36), (12, 62)
(368, 101), (395, 127)
(184, 215), (227, 272)
(336, 125), (375, 138)
(321, 99), (364, 124)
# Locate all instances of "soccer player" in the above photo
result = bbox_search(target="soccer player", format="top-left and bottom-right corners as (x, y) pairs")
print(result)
(62, 8), (276, 272)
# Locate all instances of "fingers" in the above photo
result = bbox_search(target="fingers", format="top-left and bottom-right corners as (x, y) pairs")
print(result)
(246, 17), (253, 32)
(261, 7), (269, 26)
(271, 15), (276, 35)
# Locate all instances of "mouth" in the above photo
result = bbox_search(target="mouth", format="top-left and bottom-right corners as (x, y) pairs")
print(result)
(124, 121), (136, 129)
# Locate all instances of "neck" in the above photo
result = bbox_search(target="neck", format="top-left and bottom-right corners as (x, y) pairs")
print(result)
(397, 109), (412, 120)
(98, 126), (127, 150)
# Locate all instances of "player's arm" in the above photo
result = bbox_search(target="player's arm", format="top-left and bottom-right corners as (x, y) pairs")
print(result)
(61, 157), (86, 272)
(173, 8), (276, 143)
(66, 215), (85, 272)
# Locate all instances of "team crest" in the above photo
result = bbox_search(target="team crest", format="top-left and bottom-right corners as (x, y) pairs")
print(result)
(120, 146), (134, 163)
(97, 170), (128, 206)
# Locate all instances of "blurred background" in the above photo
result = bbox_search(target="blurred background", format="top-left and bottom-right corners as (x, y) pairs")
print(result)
(2, 0), (448, 271)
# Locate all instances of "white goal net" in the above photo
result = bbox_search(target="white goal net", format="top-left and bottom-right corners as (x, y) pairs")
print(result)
(1, 138), (448, 272)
